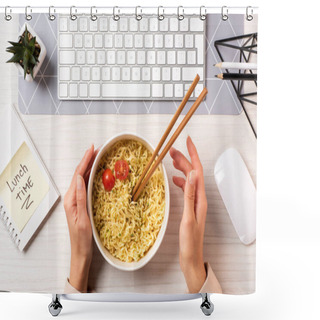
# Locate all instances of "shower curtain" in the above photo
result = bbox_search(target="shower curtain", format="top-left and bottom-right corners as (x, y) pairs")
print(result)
(0, 7), (257, 296)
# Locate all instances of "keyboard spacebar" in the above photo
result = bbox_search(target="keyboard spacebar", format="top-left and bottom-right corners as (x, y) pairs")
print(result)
(102, 84), (151, 98)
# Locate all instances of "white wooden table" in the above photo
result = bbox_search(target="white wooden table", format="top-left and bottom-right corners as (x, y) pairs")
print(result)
(0, 19), (256, 295)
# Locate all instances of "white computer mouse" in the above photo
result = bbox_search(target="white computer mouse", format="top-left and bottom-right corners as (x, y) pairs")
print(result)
(214, 148), (256, 245)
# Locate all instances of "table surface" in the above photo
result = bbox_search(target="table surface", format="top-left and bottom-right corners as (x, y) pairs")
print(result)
(0, 18), (257, 295)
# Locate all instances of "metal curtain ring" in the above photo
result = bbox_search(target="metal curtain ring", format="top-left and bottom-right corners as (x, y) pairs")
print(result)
(49, 6), (56, 21)
(177, 6), (184, 21)
(5, 6), (12, 21)
(91, 6), (97, 21)
(221, 6), (228, 21)
(113, 6), (120, 21)
(135, 6), (142, 21)
(25, 6), (32, 21)
(70, 6), (77, 20)
(246, 6), (253, 21)
(200, 6), (207, 20)
(158, 6), (164, 20)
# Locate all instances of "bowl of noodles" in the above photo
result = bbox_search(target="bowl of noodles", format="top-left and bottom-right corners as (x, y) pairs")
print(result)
(87, 133), (170, 271)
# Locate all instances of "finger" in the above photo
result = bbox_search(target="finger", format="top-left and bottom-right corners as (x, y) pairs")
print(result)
(76, 175), (87, 219)
(183, 170), (196, 221)
(86, 147), (100, 175)
(172, 176), (186, 192)
(186, 136), (203, 171)
(170, 147), (193, 176)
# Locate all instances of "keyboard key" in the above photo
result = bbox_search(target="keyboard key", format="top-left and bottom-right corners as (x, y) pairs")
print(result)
(102, 84), (151, 98)
(117, 51), (126, 64)
(132, 67), (141, 81)
(59, 67), (70, 81)
(177, 51), (186, 64)
(89, 83), (100, 98)
(124, 34), (133, 48)
(109, 18), (118, 31)
(76, 51), (85, 64)
(152, 67), (161, 81)
(101, 67), (111, 80)
(74, 34), (83, 48)
(175, 34), (183, 48)
(122, 67), (130, 81)
(59, 34), (72, 48)
(71, 67), (80, 80)
(164, 34), (174, 48)
(142, 67), (151, 81)
(172, 68), (181, 81)
(182, 67), (203, 81)
(60, 51), (75, 64)
(92, 67), (100, 81)
(144, 34), (153, 48)
(104, 35), (113, 48)
(114, 34), (123, 48)
(59, 83), (68, 97)
(119, 18), (128, 31)
(137, 51), (146, 65)
(190, 18), (204, 31)
(127, 51), (136, 64)
(154, 34), (163, 48)
(94, 34), (103, 48)
(152, 84), (163, 98)
(157, 51), (166, 65)
(187, 51), (196, 64)
(159, 19), (169, 31)
(79, 84), (88, 98)
(179, 18), (189, 31)
(69, 19), (78, 32)
(169, 18), (178, 31)
(84, 34), (93, 48)
(195, 83), (204, 97)
(112, 67), (121, 81)
(107, 51), (116, 64)
(81, 67), (90, 80)
(149, 18), (158, 31)
(134, 34), (143, 48)
(69, 83), (78, 97)
(139, 19), (148, 31)
(167, 51), (176, 65)
(175, 84), (183, 97)
(195, 35), (204, 64)
(129, 18), (138, 31)
(99, 17), (108, 31)
(89, 19), (98, 32)
(86, 51), (95, 64)
(164, 84), (173, 97)
(162, 67), (171, 81)
(79, 17), (88, 31)
(59, 17), (68, 32)
(97, 51), (106, 64)
(185, 34), (193, 48)
(147, 51), (156, 64)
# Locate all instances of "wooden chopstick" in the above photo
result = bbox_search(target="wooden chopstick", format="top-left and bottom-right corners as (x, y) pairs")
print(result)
(131, 74), (200, 198)
(132, 87), (208, 202)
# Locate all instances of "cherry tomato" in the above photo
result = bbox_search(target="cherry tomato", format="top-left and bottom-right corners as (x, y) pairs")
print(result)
(114, 160), (129, 181)
(102, 168), (115, 191)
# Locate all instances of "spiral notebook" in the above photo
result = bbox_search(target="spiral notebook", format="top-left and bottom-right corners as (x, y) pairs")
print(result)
(0, 105), (60, 251)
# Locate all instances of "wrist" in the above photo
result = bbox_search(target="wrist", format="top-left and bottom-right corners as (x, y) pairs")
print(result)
(69, 254), (91, 292)
(182, 261), (206, 293)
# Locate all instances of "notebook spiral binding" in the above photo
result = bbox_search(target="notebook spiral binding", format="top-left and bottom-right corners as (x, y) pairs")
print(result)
(0, 205), (20, 247)
(3, 5), (255, 22)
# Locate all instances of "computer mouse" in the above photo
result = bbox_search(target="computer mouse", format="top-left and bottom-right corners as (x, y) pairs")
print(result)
(214, 148), (256, 245)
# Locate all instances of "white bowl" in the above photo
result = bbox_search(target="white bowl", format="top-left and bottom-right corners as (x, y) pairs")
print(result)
(87, 133), (170, 271)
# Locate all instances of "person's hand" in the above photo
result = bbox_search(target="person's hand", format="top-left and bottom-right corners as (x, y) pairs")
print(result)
(170, 136), (208, 293)
(64, 145), (97, 292)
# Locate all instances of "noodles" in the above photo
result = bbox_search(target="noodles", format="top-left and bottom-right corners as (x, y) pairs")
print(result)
(92, 139), (165, 262)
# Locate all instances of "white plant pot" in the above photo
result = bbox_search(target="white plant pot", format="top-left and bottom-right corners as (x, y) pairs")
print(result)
(15, 22), (46, 82)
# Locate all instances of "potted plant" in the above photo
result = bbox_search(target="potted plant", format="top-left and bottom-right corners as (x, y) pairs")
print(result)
(6, 23), (46, 82)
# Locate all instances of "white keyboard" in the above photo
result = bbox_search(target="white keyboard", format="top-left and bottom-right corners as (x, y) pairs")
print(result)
(58, 14), (206, 100)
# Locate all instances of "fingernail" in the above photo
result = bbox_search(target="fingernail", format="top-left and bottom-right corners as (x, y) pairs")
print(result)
(189, 170), (195, 185)
(77, 175), (83, 190)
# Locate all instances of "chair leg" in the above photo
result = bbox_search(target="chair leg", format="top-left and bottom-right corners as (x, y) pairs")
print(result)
(48, 294), (63, 317)
(200, 293), (214, 316)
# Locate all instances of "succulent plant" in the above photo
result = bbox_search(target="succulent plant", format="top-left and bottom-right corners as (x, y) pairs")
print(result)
(6, 25), (41, 79)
